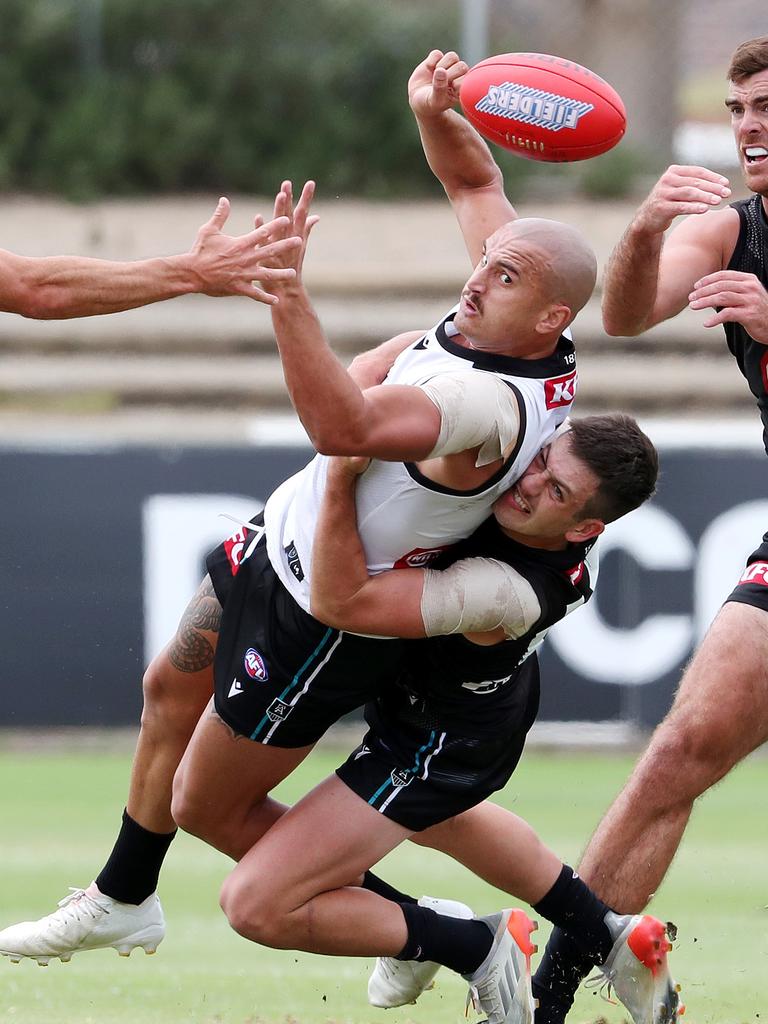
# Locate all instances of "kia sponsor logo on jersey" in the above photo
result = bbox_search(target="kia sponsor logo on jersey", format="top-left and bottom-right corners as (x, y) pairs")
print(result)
(243, 647), (268, 681)
(393, 545), (453, 569)
(738, 561), (768, 587)
(545, 370), (577, 409)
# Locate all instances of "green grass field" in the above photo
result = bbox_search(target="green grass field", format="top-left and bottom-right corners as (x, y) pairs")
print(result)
(0, 742), (765, 1024)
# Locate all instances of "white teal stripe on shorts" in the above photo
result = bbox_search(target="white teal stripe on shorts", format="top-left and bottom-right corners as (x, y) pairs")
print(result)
(369, 730), (447, 815)
(250, 628), (343, 743)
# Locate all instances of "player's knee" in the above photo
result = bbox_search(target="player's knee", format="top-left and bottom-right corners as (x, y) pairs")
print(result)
(220, 872), (284, 945)
(641, 711), (737, 796)
(140, 654), (202, 739)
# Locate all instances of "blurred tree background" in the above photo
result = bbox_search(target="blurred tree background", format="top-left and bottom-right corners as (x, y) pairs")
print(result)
(0, 0), (545, 200)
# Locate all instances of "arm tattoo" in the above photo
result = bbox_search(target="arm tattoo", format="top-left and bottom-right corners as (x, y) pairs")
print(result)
(167, 575), (223, 673)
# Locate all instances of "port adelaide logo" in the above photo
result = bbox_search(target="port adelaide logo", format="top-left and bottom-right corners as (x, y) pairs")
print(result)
(475, 83), (594, 132)
(243, 647), (268, 681)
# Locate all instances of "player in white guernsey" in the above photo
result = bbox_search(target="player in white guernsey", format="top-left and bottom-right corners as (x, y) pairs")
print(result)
(0, 50), (597, 973)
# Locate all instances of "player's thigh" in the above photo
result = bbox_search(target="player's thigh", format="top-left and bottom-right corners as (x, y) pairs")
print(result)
(173, 699), (314, 830)
(227, 774), (411, 913)
(667, 600), (768, 760)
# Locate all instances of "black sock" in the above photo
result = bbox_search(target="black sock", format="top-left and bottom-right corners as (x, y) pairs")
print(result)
(533, 864), (614, 963)
(396, 902), (493, 976)
(95, 809), (176, 905)
(361, 871), (417, 905)
(532, 926), (598, 1024)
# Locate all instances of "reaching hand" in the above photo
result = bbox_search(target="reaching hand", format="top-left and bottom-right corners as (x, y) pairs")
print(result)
(408, 49), (469, 118)
(634, 165), (732, 235)
(186, 197), (302, 304)
(261, 180), (320, 295)
(689, 270), (768, 343)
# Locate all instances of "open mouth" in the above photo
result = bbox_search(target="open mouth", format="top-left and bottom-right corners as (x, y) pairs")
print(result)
(461, 294), (480, 315)
(744, 146), (768, 164)
(511, 484), (531, 514)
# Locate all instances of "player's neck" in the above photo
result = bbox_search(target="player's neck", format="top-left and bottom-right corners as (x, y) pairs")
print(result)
(498, 526), (568, 551)
(452, 329), (558, 361)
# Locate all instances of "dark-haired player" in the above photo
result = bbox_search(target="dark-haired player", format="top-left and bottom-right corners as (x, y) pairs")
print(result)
(532, 34), (768, 1024)
(170, 415), (668, 1024)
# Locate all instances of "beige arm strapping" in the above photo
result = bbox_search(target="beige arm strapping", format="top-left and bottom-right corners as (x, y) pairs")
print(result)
(421, 372), (521, 467)
(420, 557), (542, 639)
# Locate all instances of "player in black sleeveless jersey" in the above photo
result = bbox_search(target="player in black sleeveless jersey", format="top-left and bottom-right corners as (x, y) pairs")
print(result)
(165, 415), (666, 1024)
(530, 34), (768, 1024)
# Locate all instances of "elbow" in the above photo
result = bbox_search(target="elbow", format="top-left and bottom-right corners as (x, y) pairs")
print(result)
(13, 286), (58, 320)
(309, 594), (348, 630)
(311, 424), (370, 457)
(601, 306), (647, 339)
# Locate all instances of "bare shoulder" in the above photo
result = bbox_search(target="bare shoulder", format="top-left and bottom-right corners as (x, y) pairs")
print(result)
(669, 205), (741, 266)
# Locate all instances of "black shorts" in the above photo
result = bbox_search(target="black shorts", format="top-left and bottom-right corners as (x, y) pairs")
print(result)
(206, 522), (404, 748)
(724, 531), (768, 614)
(335, 656), (540, 831)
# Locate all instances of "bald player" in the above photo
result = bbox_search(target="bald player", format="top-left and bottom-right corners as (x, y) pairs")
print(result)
(0, 52), (599, 982)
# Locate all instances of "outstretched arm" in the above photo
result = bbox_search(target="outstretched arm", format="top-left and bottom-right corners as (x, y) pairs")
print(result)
(266, 181), (441, 459)
(0, 199), (300, 320)
(601, 164), (733, 336)
(408, 49), (516, 265)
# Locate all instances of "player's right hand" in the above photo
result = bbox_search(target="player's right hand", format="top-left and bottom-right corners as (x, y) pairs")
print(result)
(634, 165), (732, 234)
(408, 49), (469, 118)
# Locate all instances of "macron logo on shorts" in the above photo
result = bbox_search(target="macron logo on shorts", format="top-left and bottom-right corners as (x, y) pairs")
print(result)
(738, 561), (768, 587)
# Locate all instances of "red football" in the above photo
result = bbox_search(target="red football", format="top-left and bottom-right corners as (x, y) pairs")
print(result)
(459, 52), (626, 162)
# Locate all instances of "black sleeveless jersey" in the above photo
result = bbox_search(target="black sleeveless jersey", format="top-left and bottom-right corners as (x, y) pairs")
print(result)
(392, 517), (596, 734)
(725, 195), (768, 453)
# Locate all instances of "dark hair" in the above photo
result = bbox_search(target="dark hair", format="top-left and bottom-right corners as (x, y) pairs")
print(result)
(727, 37), (768, 81)
(567, 414), (658, 523)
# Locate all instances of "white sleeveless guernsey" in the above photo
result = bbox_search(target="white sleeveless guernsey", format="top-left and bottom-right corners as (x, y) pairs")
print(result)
(264, 306), (578, 611)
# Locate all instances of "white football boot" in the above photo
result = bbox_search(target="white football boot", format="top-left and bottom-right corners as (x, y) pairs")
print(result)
(594, 912), (684, 1024)
(0, 886), (165, 965)
(368, 895), (474, 1007)
(464, 908), (537, 1024)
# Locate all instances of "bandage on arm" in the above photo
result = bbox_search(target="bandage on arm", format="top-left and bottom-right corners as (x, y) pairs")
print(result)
(421, 371), (521, 467)
(420, 557), (542, 639)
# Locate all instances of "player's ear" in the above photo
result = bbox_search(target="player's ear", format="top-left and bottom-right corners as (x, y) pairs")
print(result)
(536, 303), (571, 334)
(565, 518), (603, 543)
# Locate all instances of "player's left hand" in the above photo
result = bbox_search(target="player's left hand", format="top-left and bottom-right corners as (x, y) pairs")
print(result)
(186, 197), (302, 304)
(689, 270), (768, 343)
(408, 49), (469, 118)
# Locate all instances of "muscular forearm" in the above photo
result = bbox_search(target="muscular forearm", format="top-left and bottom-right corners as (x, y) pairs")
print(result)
(269, 284), (371, 452)
(310, 466), (372, 622)
(601, 221), (665, 337)
(5, 253), (201, 319)
(415, 109), (502, 198)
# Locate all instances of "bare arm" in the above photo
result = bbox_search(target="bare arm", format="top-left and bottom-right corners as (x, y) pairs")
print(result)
(408, 50), (516, 265)
(602, 164), (733, 336)
(265, 182), (441, 459)
(309, 457), (429, 637)
(311, 458), (538, 645)
(346, 330), (426, 389)
(0, 200), (299, 320)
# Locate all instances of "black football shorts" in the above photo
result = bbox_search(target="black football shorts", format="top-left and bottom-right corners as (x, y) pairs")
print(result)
(724, 530), (768, 614)
(206, 520), (404, 748)
(335, 656), (540, 831)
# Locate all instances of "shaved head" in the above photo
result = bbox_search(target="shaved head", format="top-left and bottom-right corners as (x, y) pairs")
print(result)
(491, 218), (597, 320)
